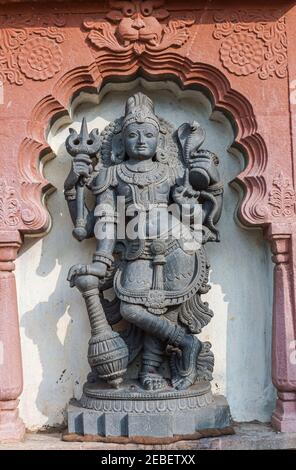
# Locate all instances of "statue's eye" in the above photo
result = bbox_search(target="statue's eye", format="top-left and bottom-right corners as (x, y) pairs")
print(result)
(128, 133), (137, 138)
(142, 6), (152, 16)
(146, 133), (153, 138)
(124, 6), (135, 17)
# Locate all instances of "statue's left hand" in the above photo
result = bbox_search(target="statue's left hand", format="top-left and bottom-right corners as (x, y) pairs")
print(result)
(173, 184), (199, 205)
(188, 151), (220, 190)
(173, 168), (199, 205)
(67, 262), (107, 286)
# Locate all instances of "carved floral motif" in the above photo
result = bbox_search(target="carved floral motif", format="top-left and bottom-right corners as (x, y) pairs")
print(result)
(0, 177), (36, 228)
(269, 172), (295, 217)
(18, 36), (63, 81)
(213, 11), (287, 79)
(220, 32), (264, 76)
(0, 178), (21, 227)
(83, 0), (194, 56)
(0, 15), (65, 85)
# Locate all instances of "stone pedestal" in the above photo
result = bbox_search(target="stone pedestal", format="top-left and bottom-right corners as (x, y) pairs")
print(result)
(68, 380), (231, 438)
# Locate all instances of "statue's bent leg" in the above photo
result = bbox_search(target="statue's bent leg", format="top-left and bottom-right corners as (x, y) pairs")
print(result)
(140, 334), (167, 390)
(120, 301), (201, 390)
(74, 275), (129, 387)
(120, 301), (183, 344)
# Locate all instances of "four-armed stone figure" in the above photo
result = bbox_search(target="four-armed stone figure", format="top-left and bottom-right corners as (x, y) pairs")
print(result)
(64, 93), (229, 437)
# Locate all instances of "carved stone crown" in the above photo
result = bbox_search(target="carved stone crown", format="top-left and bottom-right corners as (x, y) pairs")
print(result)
(122, 92), (160, 131)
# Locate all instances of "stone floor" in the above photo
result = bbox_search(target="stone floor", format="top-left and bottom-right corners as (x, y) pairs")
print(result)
(0, 423), (296, 450)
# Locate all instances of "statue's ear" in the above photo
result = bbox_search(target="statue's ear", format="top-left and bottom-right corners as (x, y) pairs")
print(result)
(155, 132), (166, 163)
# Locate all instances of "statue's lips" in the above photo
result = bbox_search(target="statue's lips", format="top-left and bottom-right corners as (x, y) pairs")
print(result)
(136, 146), (148, 151)
(120, 31), (158, 42)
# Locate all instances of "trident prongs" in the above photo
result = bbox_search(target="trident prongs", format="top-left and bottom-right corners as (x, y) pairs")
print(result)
(66, 117), (100, 159)
(66, 118), (101, 241)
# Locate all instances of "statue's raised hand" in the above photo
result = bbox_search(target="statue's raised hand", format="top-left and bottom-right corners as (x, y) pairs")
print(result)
(72, 155), (93, 180)
(64, 155), (93, 191)
(188, 150), (220, 190)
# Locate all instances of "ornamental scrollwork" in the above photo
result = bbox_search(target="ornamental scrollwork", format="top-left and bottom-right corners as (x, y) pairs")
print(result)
(213, 10), (287, 80)
(0, 178), (21, 227)
(269, 172), (295, 217)
(0, 177), (36, 228)
(0, 14), (65, 85)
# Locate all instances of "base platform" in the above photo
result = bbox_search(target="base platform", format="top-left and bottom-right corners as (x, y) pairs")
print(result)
(68, 380), (231, 438)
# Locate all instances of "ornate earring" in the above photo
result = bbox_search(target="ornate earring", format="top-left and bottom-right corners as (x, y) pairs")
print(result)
(111, 136), (125, 164)
(156, 144), (168, 163)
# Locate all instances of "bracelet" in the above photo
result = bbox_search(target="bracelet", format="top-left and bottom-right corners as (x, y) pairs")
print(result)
(92, 251), (114, 267)
(96, 207), (118, 223)
(206, 183), (224, 196)
(64, 187), (76, 201)
(96, 215), (117, 223)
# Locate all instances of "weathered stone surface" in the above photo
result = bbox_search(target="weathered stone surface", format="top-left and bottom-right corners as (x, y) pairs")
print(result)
(1, 423), (296, 450)
(67, 394), (231, 437)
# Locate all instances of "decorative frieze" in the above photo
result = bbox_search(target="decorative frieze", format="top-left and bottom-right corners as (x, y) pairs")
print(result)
(0, 177), (38, 230)
(213, 11), (287, 79)
(269, 172), (295, 218)
(83, 0), (194, 56)
(0, 178), (21, 227)
(0, 14), (65, 85)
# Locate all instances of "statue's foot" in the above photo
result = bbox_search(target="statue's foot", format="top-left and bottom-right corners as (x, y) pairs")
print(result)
(139, 372), (167, 391)
(170, 335), (201, 390)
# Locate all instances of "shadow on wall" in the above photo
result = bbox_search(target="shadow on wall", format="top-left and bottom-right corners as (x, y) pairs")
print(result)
(205, 197), (275, 422)
(17, 81), (275, 428)
(18, 207), (95, 427)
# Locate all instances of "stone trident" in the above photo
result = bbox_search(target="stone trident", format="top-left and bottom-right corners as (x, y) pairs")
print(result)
(66, 118), (100, 240)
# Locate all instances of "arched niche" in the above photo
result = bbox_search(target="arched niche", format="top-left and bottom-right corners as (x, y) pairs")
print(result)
(15, 78), (274, 428)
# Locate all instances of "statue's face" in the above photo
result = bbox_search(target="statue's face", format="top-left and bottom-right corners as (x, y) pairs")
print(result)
(124, 122), (159, 160)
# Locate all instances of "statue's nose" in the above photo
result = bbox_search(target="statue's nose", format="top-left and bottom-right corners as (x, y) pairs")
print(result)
(138, 133), (145, 144)
(132, 13), (145, 30)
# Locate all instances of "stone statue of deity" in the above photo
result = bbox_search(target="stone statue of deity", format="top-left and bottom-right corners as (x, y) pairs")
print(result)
(64, 92), (223, 401)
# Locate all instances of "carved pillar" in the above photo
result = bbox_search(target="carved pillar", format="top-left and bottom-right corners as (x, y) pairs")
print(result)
(0, 231), (25, 442)
(266, 224), (296, 432)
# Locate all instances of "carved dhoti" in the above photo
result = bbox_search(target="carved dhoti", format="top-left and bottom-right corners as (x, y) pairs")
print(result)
(114, 237), (208, 313)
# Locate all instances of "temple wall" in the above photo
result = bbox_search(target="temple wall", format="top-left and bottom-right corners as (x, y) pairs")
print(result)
(15, 80), (275, 429)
